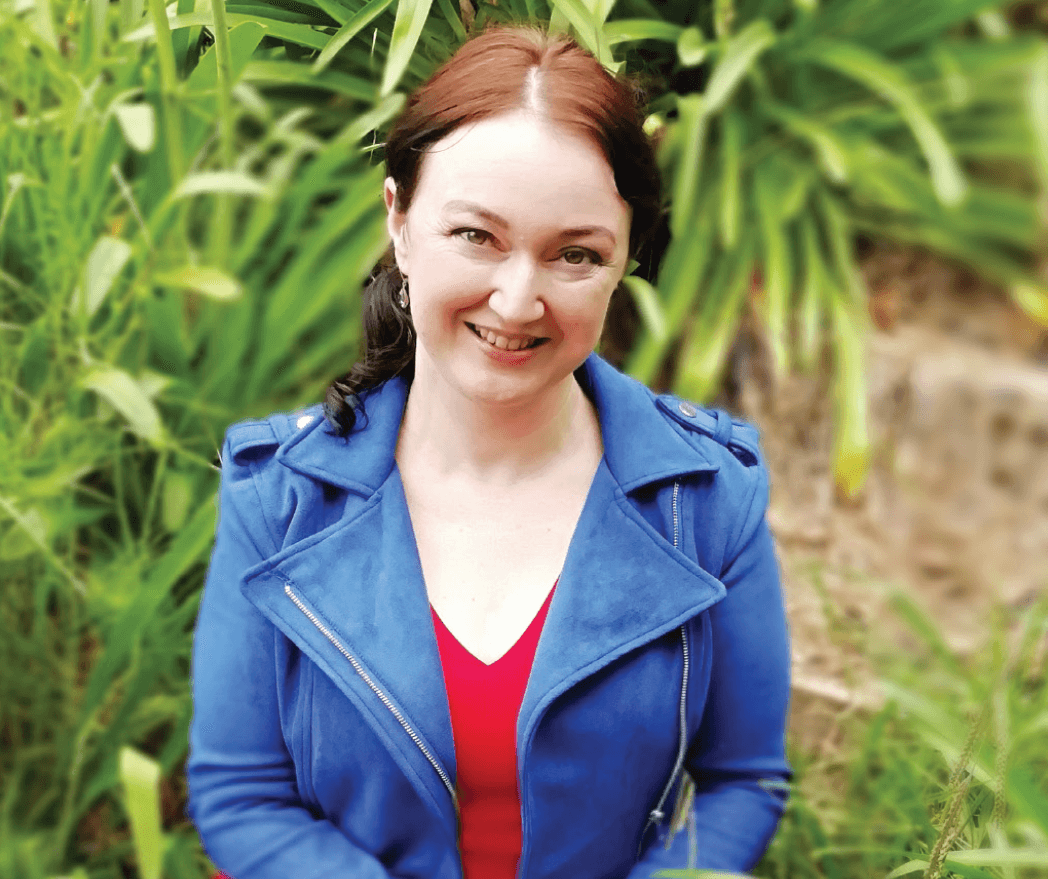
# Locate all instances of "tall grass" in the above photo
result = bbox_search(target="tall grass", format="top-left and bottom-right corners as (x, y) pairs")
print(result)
(0, 0), (1046, 876)
(754, 594), (1048, 879)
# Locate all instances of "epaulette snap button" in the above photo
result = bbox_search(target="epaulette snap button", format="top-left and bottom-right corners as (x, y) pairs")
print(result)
(296, 414), (314, 429)
(678, 401), (697, 418)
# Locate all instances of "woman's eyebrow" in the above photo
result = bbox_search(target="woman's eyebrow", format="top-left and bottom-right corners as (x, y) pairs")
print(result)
(442, 200), (617, 245)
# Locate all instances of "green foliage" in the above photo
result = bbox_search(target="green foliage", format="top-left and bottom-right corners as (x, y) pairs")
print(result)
(755, 594), (1048, 879)
(603, 0), (1048, 495)
(1, 0), (1046, 875)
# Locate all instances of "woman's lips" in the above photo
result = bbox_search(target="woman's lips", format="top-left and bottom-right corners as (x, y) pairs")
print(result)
(466, 322), (548, 351)
(466, 322), (549, 363)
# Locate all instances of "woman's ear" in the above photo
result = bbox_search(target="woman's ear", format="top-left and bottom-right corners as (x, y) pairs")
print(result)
(384, 178), (410, 275)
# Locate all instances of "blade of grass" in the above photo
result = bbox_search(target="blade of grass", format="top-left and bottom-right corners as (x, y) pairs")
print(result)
(669, 93), (708, 240)
(118, 747), (163, 879)
(718, 109), (742, 248)
(604, 19), (682, 47)
(703, 19), (775, 116)
(313, 0), (397, 74)
(381, 0), (435, 96)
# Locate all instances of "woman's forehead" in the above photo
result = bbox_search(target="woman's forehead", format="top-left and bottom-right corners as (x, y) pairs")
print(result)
(414, 111), (629, 232)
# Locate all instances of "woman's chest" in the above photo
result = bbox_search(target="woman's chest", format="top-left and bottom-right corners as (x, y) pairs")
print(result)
(406, 487), (584, 664)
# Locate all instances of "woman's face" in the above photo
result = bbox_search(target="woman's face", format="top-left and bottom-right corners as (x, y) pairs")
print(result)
(385, 109), (631, 411)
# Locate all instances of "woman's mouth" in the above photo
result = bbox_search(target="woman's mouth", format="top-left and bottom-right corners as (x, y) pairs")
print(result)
(466, 323), (547, 351)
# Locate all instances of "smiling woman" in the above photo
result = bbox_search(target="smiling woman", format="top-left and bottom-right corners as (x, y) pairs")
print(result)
(187, 24), (791, 879)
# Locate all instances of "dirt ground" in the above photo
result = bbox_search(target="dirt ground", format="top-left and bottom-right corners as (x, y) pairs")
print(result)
(731, 247), (1048, 752)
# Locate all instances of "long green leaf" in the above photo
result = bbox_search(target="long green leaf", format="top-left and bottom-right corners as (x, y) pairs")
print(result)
(381, 0), (435, 96)
(313, 0), (396, 74)
(118, 748), (163, 879)
(622, 275), (668, 345)
(763, 101), (848, 184)
(81, 365), (166, 445)
(1029, 43), (1048, 191)
(669, 94), (708, 240)
(674, 232), (756, 403)
(703, 19), (775, 116)
(604, 18), (682, 47)
(753, 166), (792, 377)
(796, 215), (825, 371)
(73, 236), (132, 318)
(828, 280), (868, 497)
(799, 39), (967, 206)
(717, 109), (742, 248)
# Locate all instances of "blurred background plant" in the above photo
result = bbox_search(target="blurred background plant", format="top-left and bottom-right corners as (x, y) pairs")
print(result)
(0, 0), (1046, 875)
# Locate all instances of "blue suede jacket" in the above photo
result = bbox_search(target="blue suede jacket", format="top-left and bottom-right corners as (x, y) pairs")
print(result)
(187, 353), (791, 879)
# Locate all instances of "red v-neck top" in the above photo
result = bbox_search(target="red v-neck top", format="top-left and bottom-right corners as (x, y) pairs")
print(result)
(431, 585), (556, 879)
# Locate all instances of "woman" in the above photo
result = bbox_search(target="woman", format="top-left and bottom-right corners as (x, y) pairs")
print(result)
(187, 25), (791, 879)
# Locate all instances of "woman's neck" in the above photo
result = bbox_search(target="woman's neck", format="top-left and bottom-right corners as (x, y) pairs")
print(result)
(395, 363), (601, 486)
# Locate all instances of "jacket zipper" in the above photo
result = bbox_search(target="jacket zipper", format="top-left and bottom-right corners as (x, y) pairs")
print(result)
(283, 582), (459, 815)
(638, 480), (691, 853)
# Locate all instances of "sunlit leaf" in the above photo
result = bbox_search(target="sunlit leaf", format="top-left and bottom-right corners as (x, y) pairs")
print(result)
(118, 747), (163, 879)
(1011, 281), (1048, 326)
(1029, 44), (1048, 190)
(703, 19), (776, 115)
(153, 265), (243, 301)
(161, 471), (194, 532)
(174, 171), (268, 199)
(677, 26), (708, 67)
(717, 110), (742, 247)
(81, 365), (166, 444)
(73, 236), (133, 317)
(114, 102), (156, 153)
(753, 165), (792, 377)
(669, 94), (708, 240)
(948, 849), (1048, 868)
(622, 275), (668, 345)
(796, 217), (825, 370)
(604, 18), (682, 47)
(828, 284), (869, 496)
(675, 233), (756, 402)
(381, 0), (435, 96)
(0, 505), (48, 561)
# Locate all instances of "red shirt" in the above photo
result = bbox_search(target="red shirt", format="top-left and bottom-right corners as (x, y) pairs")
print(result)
(431, 586), (555, 879)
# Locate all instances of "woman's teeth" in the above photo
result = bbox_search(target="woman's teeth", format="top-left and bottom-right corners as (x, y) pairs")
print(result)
(471, 324), (539, 350)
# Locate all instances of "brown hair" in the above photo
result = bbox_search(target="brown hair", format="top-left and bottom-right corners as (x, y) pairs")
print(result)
(325, 25), (663, 434)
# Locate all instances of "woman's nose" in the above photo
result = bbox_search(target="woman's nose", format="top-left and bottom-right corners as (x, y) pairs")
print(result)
(488, 255), (545, 325)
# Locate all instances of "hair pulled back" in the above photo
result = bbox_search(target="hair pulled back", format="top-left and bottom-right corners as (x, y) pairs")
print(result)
(325, 25), (663, 435)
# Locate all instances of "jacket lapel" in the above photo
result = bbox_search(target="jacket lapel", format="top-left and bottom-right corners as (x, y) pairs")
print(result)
(240, 472), (458, 823)
(241, 377), (458, 823)
(518, 461), (726, 745)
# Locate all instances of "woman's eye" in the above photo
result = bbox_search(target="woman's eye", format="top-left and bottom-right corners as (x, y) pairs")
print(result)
(457, 228), (491, 246)
(561, 248), (602, 266)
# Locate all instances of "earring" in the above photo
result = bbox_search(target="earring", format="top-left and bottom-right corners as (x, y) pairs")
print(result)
(397, 278), (409, 310)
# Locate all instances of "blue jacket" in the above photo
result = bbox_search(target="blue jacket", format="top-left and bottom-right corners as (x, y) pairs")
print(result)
(187, 354), (791, 879)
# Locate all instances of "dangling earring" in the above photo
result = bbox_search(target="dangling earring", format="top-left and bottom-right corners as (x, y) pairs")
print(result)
(397, 278), (409, 310)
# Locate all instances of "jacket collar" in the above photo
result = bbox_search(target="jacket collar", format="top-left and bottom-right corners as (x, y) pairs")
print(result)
(275, 353), (718, 496)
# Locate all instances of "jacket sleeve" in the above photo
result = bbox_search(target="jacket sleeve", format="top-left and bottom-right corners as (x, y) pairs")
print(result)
(187, 434), (396, 879)
(628, 464), (791, 877)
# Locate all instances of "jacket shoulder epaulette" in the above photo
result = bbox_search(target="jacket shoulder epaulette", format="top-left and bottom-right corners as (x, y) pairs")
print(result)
(654, 393), (763, 468)
(222, 405), (324, 467)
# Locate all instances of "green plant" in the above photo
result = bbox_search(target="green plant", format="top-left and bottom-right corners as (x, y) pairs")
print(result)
(0, 0), (399, 872)
(755, 593), (1048, 879)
